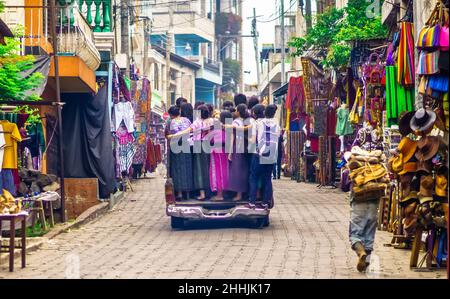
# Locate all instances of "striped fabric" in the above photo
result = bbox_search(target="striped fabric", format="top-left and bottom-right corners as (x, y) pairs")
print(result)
(397, 22), (415, 86)
(417, 50), (440, 75)
(119, 143), (136, 173)
(417, 24), (441, 49)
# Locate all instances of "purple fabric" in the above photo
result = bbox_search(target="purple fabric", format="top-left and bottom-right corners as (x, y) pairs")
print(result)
(209, 128), (229, 192)
(119, 74), (131, 102)
(140, 78), (150, 102)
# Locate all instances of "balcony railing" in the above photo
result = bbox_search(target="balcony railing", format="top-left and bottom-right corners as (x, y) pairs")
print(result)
(58, 0), (112, 32)
(203, 57), (220, 73)
(57, 5), (101, 71)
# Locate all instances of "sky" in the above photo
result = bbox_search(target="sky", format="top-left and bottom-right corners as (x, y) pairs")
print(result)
(241, 0), (279, 85)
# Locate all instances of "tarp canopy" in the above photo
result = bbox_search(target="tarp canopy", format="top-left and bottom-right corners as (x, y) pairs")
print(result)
(61, 85), (116, 198)
(23, 54), (51, 98)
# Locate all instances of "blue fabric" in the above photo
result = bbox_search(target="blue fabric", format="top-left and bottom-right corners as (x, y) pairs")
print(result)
(249, 154), (274, 204)
(349, 199), (379, 251)
(0, 170), (16, 196)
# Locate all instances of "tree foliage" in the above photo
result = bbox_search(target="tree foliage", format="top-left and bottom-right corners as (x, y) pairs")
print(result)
(0, 27), (44, 101)
(288, 0), (388, 69)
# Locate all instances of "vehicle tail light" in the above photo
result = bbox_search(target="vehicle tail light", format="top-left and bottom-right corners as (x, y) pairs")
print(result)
(165, 178), (176, 205)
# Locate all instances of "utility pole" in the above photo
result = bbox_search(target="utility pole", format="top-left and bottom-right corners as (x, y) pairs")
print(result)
(166, 5), (174, 108)
(305, 0), (312, 32)
(121, 0), (130, 58)
(252, 8), (261, 91)
(143, 17), (150, 76)
(280, 0), (286, 85)
(49, 0), (66, 222)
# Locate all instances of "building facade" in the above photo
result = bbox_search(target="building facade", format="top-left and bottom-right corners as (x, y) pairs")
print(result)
(150, 0), (223, 106)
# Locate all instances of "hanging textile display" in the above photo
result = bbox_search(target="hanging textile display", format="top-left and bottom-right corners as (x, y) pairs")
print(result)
(285, 76), (306, 132)
(397, 22), (415, 87)
(386, 65), (415, 126)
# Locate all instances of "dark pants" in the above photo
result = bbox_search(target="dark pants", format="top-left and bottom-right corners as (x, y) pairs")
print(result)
(249, 154), (274, 204)
(273, 151), (283, 179)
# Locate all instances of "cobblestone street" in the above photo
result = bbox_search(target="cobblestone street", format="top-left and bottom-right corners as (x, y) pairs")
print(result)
(0, 175), (445, 279)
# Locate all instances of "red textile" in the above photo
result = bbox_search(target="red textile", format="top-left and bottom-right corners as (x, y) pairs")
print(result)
(154, 144), (162, 163)
(310, 136), (319, 153)
(286, 76), (306, 113)
(146, 139), (157, 172)
(12, 169), (20, 194)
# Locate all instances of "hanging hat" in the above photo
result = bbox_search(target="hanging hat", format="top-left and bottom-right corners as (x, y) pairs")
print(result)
(398, 137), (417, 162)
(400, 191), (419, 206)
(390, 137), (417, 174)
(398, 162), (418, 175)
(435, 166), (448, 198)
(400, 173), (413, 198)
(418, 175), (434, 198)
(416, 159), (433, 173)
(398, 111), (415, 136)
(410, 108), (437, 133)
(415, 136), (440, 161)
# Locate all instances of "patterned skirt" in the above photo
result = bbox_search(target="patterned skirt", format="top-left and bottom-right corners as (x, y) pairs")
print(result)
(209, 152), (229, 192)
(171, 152), (194, 192)
(193, 151), (211, 191)
(227, 153), (249, 193)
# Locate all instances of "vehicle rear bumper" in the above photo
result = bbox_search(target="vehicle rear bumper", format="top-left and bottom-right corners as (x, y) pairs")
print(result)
(166, 205), (269, 220)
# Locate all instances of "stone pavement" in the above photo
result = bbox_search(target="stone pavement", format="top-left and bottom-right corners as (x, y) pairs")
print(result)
(0, 175), (446, 278)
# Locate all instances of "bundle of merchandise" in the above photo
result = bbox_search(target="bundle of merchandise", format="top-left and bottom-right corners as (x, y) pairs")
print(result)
(0, 189), (21, 215)
(345, 147), (388, 201)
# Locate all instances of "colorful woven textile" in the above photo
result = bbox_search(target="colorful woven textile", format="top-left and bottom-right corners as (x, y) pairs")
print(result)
(386, 66), (415, 127)
(397, 22), (415, 87)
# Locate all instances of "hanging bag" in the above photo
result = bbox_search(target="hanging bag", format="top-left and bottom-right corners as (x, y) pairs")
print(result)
(363, 53), (382, 80)
(417, 50), (440, 75)
(349, 89), (360, 125)
(417, 1), (443, 50)
(428, 75), (449, 93)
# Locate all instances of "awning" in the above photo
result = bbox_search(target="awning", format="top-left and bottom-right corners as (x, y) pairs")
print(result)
(273, 82), (289, 97)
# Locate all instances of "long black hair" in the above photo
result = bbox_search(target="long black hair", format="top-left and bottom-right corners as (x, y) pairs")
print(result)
(180, 102), (193, 123)
(252, 104), (265, 120)
(220, 110), (233, 124)
(168, 105), (180, 117)
(236, 103), (249, 119)
(197, 105), (210, 120)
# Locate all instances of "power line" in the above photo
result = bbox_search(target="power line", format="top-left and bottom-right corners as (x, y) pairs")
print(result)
(151, 0), (248, 31)
(257, 0), (297, 23)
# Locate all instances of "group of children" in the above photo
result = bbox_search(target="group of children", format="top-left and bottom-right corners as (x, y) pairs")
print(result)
(165, 94), (281, 208)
